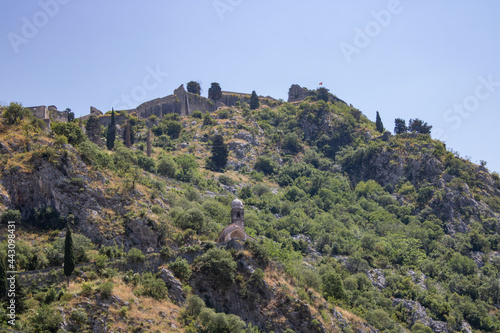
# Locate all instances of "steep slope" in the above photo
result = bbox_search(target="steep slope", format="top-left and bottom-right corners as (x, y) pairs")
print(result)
(1, 90), (500, 333)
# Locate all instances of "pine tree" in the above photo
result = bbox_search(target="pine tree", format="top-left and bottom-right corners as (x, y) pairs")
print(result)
(187, 81), (201, 95)
(376, 111), (384, 133)
(394, 118), (408, 135)
(106, 108), (116, 150)
(64, 226), (75, 287)
(0, 257), (6, 298)
(208, 82), (222, 105)
(249, 90), (260, 110)
(124, 119), (131, 148)
(208, 134), (228, 171)
(85, 115), (101, 145)
(146, 128), (152, 157)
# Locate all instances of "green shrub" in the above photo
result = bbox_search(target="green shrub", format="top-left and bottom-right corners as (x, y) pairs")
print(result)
(0, 209), (22, 224)
(254, 156), (277, 175)
(139, 273), (168, 300)
(77, 140), (113, 169)
(218, 174), (235, 185)
(169, 257), (192, 282)
(184, 294), (205, 318)
(54, 134), (68, 146)
(253, 183), (271, 197)
(98, 280), (114, 299)
(127, 248), (145, 264)
(70, 308), (88, 324)
(30, 304), (63, 333)
(157, 155), (177, 178)
(198, 248), (237, 286)
(51, 122), (85, 145)
(160, 246), (173, 260)
(283, 132), (302, 154)
(192, 110), (203, 119)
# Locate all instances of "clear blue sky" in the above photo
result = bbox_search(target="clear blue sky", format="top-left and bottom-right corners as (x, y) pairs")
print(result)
(1, 0), (499, 172)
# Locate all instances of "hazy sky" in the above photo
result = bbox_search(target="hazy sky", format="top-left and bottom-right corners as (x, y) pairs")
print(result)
(1, 0), (499, 172)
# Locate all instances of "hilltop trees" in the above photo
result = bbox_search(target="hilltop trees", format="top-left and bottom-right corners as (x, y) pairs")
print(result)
(2, 102), (31, 124)
(250, 90), (260, 110)
(187, 81), (201, 95)
(208, 82), (222, 105)
(85, 115), (101, 145)
(375, 111), (384, 133)
(65, 108), (75, 122)
(317, 87), (330, 102)
(207, 134), (228, 171)
(394, 118), (432, 135)
(106, 108), (116, 150)
(409, 118), (432, 134)
(64, 226), (75, 287)
(394, 118), (408, 134)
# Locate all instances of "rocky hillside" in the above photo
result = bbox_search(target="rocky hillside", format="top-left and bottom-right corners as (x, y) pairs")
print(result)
(0, 87), (500, 332)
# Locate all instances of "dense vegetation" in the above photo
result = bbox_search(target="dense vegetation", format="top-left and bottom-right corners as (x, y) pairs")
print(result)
(0, 92), (499, 332)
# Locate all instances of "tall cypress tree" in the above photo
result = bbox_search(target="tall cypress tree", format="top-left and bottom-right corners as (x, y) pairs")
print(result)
(146, 128), (152, 157)
(0, 256), (6, 298)
(64, 226), (75, 287)
(208, 134), (228, 171)
(376, 111), (384, 133)
(106, 108), (116, 150)
(249, 91), (260, 110)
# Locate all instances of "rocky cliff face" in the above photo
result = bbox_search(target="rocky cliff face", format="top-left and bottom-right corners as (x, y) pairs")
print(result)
(0, 141), (165, 251)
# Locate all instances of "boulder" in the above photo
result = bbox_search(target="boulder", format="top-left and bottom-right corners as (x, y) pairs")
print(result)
(159, 268), (186, 304)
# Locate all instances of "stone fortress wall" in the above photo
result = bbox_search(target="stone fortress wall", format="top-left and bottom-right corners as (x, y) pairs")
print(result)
(39, 83), (312, 126)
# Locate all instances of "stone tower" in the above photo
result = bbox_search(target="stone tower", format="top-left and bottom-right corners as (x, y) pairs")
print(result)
(231, 199), (244, 228)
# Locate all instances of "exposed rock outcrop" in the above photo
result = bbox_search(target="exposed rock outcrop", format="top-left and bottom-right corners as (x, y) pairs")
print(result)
(393, 298), (450, 332)
(159, 268), (186, 304)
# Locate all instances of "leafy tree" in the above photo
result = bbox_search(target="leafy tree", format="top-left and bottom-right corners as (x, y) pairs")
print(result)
(187, 81), (201, 95)
(166, 120), (182, 139)
(409, 118), (432, 134)
(394, 118), (408, 134)
(157, 155), (177, 178)
(317, 87), (330, 102)
(254, 156), (277, 175)
(376, 111), (384, 133)
(146, 128), (152, 157)
(106, 108), (116, 150)
(64, 226), (75, 286)
(85, 115), (101, 145)
(169, 257), (192, 282)
(2, 102), (31, 124)
(0, 256), (6, 298)
(203, 112), (214, 126)
(208, 82), (222, 104)
(184, 294), (205, 318)
(283, 132), (302, 154)
(175, 154), (198, 182)
(250, 90), (260, 110)
(51, 122), (85, 145)
(198, 248), (237, 286)
(124, 119), (131, 147)
(208, 134), (228, 171)
(139, 273), (168, 300)
(321, 271), (346, 301)
(65, 108), (75, 122)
